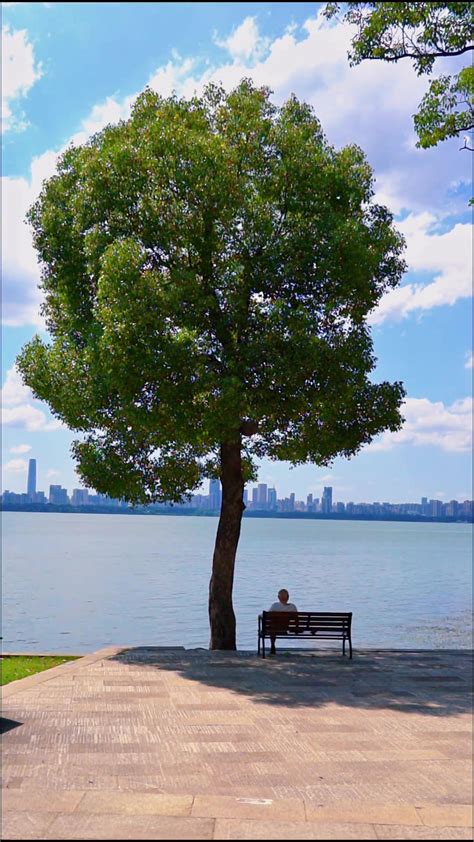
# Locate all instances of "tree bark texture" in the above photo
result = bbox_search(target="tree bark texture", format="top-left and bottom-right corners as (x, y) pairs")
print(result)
(208, 439), (245, 650)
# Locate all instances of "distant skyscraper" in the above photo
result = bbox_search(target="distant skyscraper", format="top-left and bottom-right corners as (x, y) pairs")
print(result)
(268, 487), (277, 509)
(27, 458), (36, 500)
(321, 486), (333, 514)
(209, 479), (222, 510)
(257, 483), (268, 507)
(289, 492), (295, 512)
(243, 488), (248, 505)
(252, 487), (258, 507)
(71, 489), (89, 506)
(429, 499), (442, 517)
(49, 485), (69, 505)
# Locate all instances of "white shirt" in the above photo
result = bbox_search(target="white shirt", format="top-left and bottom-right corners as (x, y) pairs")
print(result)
(269, 602), (298, 612)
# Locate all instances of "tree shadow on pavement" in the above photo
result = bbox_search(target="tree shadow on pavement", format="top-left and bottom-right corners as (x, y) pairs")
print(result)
(0, 718), (23, 735)
(110, 647), (472, 718)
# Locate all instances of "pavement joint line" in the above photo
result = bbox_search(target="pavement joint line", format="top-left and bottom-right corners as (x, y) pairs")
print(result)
(72, 791), (88, 812)
(6, 792), (470, 827)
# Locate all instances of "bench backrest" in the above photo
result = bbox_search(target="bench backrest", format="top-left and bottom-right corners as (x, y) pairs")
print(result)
(262, 611), (352, 635)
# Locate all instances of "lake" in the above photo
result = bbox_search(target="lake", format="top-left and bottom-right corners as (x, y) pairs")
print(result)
(2, 512), (472, 652)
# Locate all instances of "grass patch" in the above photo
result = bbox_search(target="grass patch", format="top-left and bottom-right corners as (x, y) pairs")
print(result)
(1, 655), (80, 685)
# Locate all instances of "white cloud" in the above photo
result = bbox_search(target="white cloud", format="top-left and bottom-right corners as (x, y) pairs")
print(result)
(465, 353), (474, 369)
(2, 25), (42, 133)
(46, 468), (61, 480)
(214, 16), (269, 63)
(2, 173), (45, 326)
(148, 57), (197, 98)
(9, 443), (32, 454)
(1, 366), (63, 431)
(370, 213), (472, 325)
(68, 94), (136, 148)
(1, 364), (32, 406)
(2, 403), (62, 432)
(3, 9), (471, 326)
(2, 458), (28, 473)
(368, 396), (473, 453)
(2, 95), (137, 326)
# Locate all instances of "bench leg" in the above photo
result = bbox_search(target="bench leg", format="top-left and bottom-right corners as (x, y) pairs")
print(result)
(343, 637), (346, 656)
(262, 636), (265, 659)
(258, 634), (260, 656)
(349, 637), (353, 659)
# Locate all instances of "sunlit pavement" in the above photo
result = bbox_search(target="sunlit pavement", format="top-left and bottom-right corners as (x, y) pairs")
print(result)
(1, 646), (472, 839)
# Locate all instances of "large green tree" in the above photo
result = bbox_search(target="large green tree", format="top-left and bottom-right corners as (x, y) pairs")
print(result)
(324, 2), (473, 149)
(18, 81), (406, 649)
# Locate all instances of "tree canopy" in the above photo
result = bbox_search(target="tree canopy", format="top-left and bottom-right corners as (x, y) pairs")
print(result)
(324, 2), (474, 149)
(17, 81), (406, 648)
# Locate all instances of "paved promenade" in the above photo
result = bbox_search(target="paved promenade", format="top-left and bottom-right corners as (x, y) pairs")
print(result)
(1, 646), (472, 839)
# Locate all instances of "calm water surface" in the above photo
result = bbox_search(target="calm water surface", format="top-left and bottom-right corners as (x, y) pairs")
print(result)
(2, 512), (472, 652)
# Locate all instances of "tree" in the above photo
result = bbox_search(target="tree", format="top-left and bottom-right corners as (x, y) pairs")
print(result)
(324, 2), (474, 149)
(17, 81), (406, 650)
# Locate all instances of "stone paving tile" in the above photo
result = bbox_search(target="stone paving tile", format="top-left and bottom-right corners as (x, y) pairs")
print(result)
(75, 791), (193, 815)
(416, 805), (473, 828)
(373, 826), (473, 840)
(45, 814), (215, 839)
(192, 794), (307, 821)
(115, 775), (170, 792)
(213, 818), (378, 839)
(1, 811), (56, 840)
(1, 790), (85, 813)
(304, 803), (422, 826)
(11, 774), (121, 790)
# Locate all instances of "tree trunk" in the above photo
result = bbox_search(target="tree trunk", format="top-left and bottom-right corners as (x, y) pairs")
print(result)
(208, 439), (245, 650)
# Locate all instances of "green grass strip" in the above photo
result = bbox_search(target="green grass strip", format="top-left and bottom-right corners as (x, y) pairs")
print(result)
(1, 655), (79, 685)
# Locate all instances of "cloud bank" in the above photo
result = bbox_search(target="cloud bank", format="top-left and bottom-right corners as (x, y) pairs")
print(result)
(1, 366), (63, 432)
(3, 11), (471, 328)
(2, 24), (42, 133)
(368, 396), (472, 453)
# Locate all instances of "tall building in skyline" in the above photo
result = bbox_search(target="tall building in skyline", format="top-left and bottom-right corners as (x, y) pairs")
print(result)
(321, 486), (333, 514)
(27, 458), (36, 500)
(49, 485), (69, 505)
(257, 483), (268, 507)
(268, 487), (277, 510)
(209, 479), (221, 510)
(71, 489), (89, 506)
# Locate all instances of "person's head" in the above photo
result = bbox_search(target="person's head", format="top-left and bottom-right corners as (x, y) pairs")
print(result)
(278, 588), (289, 604)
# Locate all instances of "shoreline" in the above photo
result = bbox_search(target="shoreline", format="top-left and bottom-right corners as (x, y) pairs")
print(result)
(2, 505), (472, 524)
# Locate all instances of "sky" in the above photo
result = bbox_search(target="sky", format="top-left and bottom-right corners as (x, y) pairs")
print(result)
(2, 1), (472, 504)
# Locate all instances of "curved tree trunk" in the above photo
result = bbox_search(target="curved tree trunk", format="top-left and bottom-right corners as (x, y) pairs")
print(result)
(208, 439), (245, 650)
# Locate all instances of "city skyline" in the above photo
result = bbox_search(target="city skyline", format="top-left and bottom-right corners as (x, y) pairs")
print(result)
(2, 3), (472, 505)
(2, 458), (472, 521)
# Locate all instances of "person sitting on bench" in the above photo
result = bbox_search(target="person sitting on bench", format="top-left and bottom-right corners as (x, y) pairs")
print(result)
(268, 589), (298, 654)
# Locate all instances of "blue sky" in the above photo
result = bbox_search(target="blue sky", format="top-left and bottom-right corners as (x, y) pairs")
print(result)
(2, 1), (472, 503)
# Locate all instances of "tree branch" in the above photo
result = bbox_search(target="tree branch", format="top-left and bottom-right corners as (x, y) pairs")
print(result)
(361, 45), (473, 63)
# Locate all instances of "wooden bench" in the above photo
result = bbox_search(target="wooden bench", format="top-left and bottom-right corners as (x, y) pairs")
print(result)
(258, 611), (353, 659)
